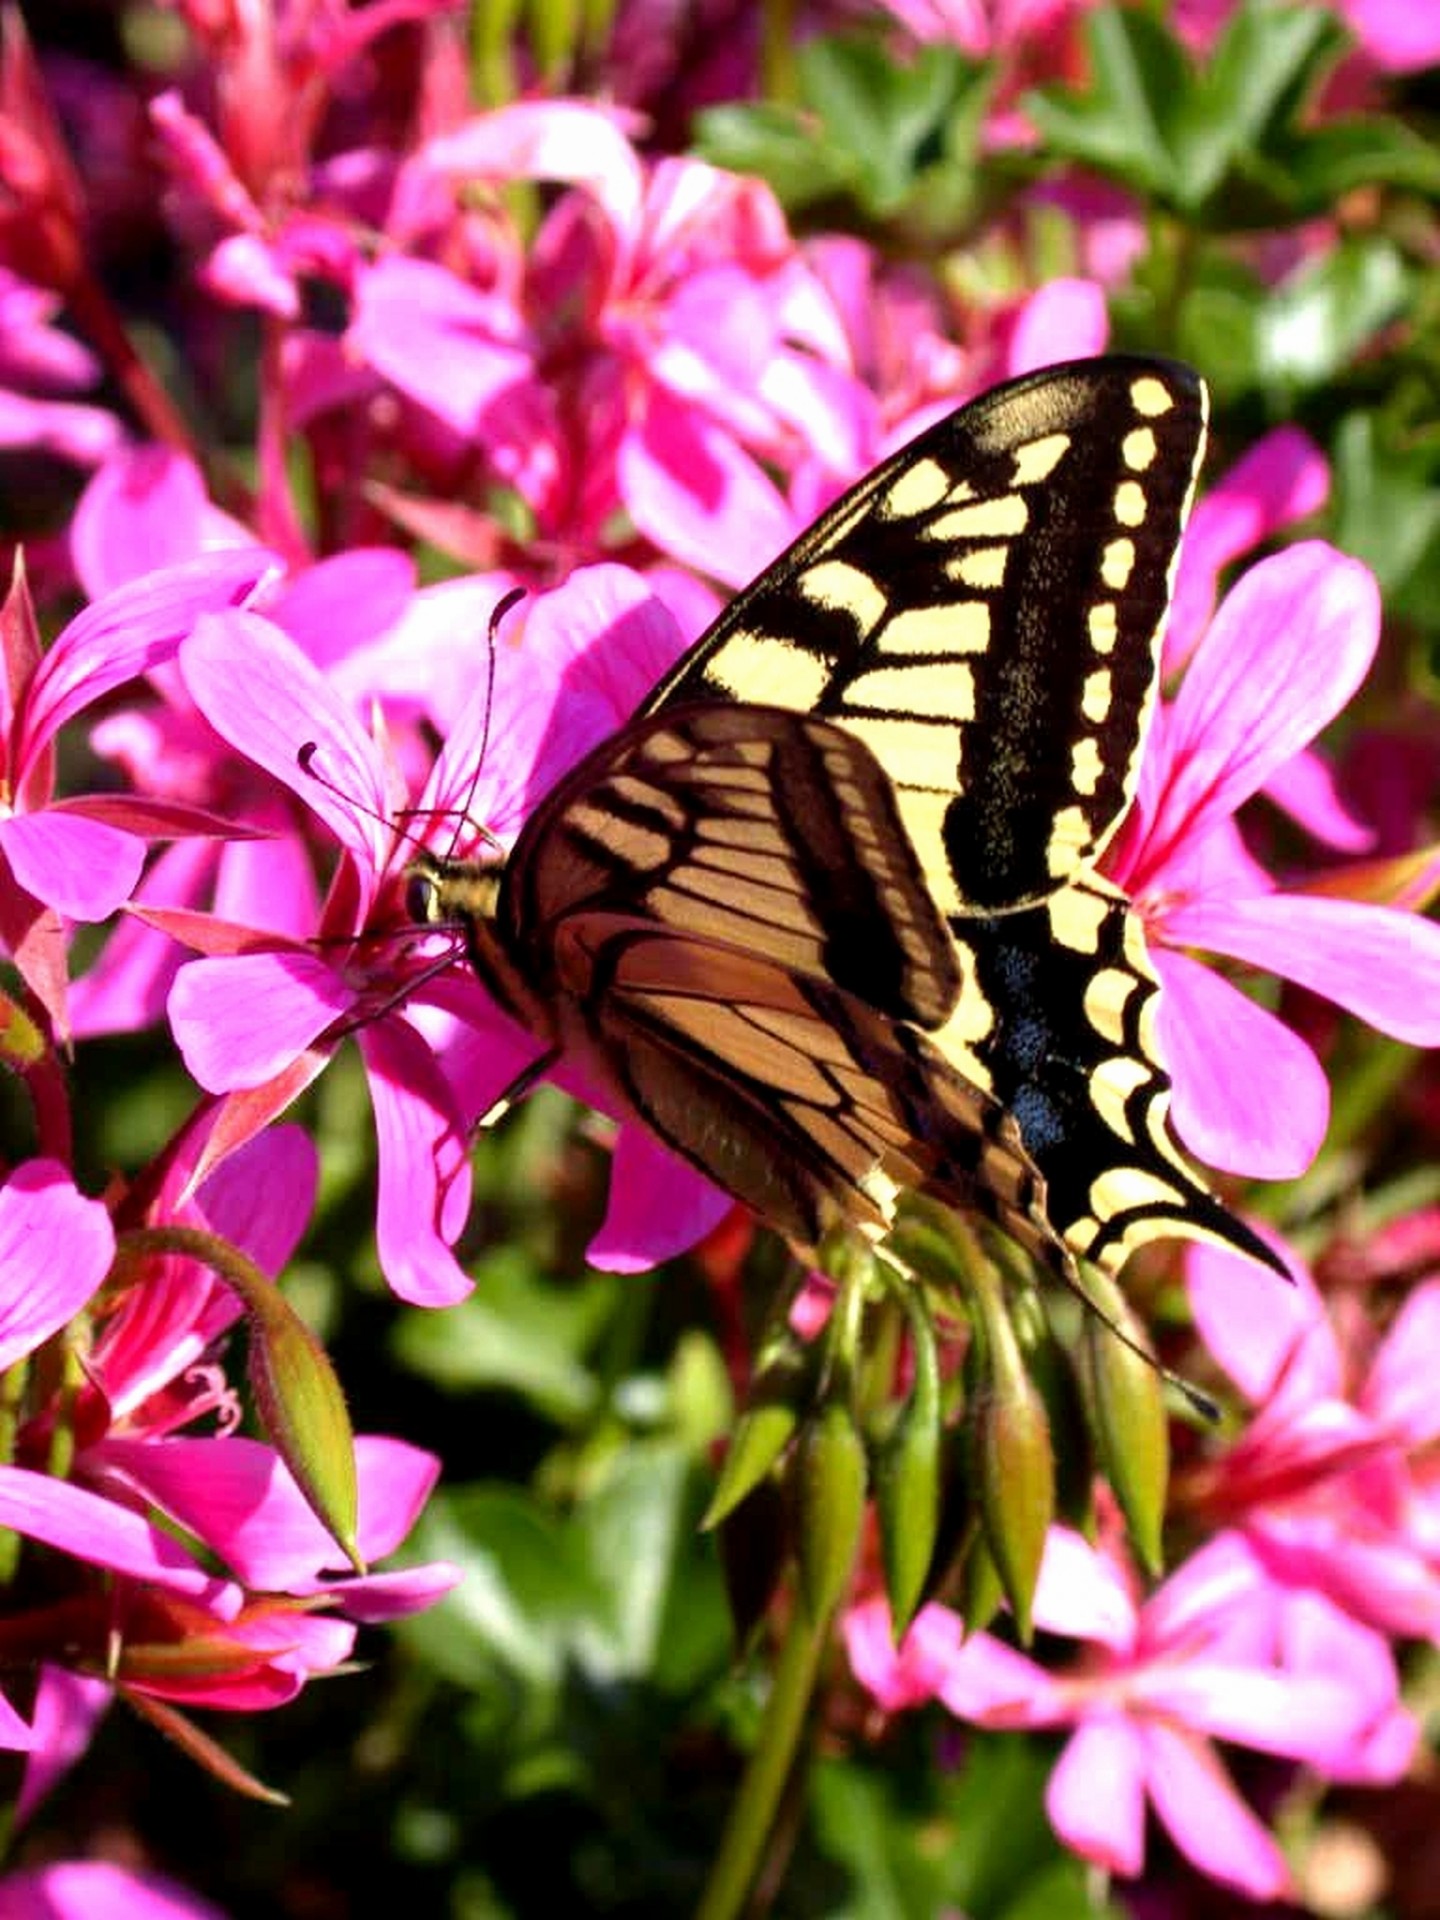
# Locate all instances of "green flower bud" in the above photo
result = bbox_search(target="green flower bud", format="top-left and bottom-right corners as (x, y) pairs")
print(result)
(873, 1301), (942, 1636)
(1078, 1265), (1169, 1574)
(795, 1399), (868, 1625)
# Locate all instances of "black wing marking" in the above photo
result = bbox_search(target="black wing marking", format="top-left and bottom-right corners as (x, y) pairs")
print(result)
(646, 356), (1206, 916)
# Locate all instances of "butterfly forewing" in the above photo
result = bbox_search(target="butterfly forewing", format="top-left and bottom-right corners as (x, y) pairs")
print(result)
(647, 357), (1206, 918)
(502, 702), (961, 1028)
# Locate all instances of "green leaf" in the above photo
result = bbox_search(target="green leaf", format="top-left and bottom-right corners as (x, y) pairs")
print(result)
(391, 1247), (618, 1423)
(1332, 408), (1440, 604)
(1251, 238), (1409, 389)
(1025, 7), (1184, 200)
(693, 103), (857, 213)
(796, 35), (965, 214)
(1272, 115), (1440, 205)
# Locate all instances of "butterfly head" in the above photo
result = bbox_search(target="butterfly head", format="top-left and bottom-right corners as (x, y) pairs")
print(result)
(404, 848), (502, 933)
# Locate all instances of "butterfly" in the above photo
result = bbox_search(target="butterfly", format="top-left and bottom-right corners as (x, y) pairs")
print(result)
(408, 356), (1281, 1283)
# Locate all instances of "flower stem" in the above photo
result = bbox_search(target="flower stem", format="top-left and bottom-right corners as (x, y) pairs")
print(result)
(693, 1589), (832, 1920)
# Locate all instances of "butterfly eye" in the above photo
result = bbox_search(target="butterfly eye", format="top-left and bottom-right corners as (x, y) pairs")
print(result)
(405, 869), (442, 928)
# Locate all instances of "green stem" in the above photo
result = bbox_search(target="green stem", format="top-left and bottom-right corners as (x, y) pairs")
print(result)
(693, 1592), (831, 1920)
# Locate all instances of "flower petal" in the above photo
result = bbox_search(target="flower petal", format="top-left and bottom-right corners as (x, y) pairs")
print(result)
(0, 1465), (228, 1599)
(0, 809), (145, 921)
(180, 610), (393, 873)
(587, 1125), (733, 1272)
(1148, 544), (1379, 858)
(15, 1667), (110, 1820)
(1140, 1721), (1291, 1900)
(16, 551), (274, 791)
(0, 1162), (114, 1373)
(169, 950), (353, 1092)
(360, 1019), (474, 1306)
(1164, 891), (1440, 1046)
(1155, 948), (1328, 1177)
(1046, 1715), (1146, 1876)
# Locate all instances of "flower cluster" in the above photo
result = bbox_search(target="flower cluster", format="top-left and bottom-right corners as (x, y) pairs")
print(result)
(0, 1), (1438, 1914)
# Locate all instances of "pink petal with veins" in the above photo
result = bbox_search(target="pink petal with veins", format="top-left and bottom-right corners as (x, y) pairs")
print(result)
(1155, 948), (1328, 1177)
(0, 809), (145, 920)
(0, 1162), (113, 1372)
(169, 949), (354, 1092)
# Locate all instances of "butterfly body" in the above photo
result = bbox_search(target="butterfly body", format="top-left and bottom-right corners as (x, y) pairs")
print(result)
(410, 356), (1280, 1280)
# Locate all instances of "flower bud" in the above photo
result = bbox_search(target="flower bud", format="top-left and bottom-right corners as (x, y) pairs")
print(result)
(873, 1301), (942, 1637)
(1077, 1266), (1169, 1574)
(964, 1266), (1053, 1643)
(795, 1399), (868, 1625)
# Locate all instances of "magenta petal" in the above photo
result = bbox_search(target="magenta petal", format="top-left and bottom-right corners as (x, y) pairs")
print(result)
(1045, 1715), (1146, 1876)
(0, 1161), (114, 1372)
(268, 548), (417, 669)
(70, 445), (212, 598)
(198, 1123), (318, 1275)
(0, 1464), (228, 1599)
(1151, 544), (1379, 854)
(350, 1434), (441, 1563)
(1155, 948), (1328, 1178)
(324, 1561), (461, 1623)
(1003, 277), (1109, 375)
(360, 1020), (474, 1306)
(0, 810), (145, 921)
(0, 1861), (229, 1920)
(16, 551), (274, 788)
(587, 1125), (733, 1272)
(1263, 747), (1374, 853)
(1139, 1721), (1291, 1900)
(1165, 427), (1329, 672)
(180, 610), (394, 872)
(169, 950), (353, 1092)
(1164, 891), (1440, 1047)
(1363, 1279), (1440, 1443)
(1186, 1237), (1329, 1404)
(619, 393), (794, 591)
(15, 1667), (110, 1822)
(1031, 1528), (1136, 1650)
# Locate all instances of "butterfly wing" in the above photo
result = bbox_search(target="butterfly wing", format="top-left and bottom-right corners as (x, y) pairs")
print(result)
(547, 918), (1065, 1267)
(502, 700), (961, 1029)
(646, 356), (1206, 918)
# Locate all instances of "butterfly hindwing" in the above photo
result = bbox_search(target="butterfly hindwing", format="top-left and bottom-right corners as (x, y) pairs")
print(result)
(646, 356), (1207, 918)
(557, 922), (1064, 1266)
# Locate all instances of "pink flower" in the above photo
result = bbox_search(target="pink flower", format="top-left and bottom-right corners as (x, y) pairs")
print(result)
(1182, 1233), (1440, 1642)
(846, 1524), (1416, 1900)
(0, 1860), (229, 1920)
(1105, 540), (1440, 1179)
(0, 267), (122, 466)
(0, 548), (276, 1035)
(168, 566), (731, 1291)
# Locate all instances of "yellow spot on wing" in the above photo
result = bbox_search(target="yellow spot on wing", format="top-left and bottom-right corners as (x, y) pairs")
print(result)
(893, 790), (962, 916)
(1101, 539), (1135, 590)
(846, 661), (976, 722)
(1083, 965), (1140, 1043)
(799, 559), (887, 630)
(1011, 432), (1071, 485)
(1115, 480), (1147, 527)
(1047, 879), (1110, 952)
(880, 601), (990, 655)
(1088, 602), (1118, 653)
(1123, 426), (1158, 470)
(1081, 668), (1112, 723)
(883, 457), (953, 520)
(952, 545), (1009, 589)
(706, 631), (831, 707)
(1071, 736), (1103, 796)
(1088, 1057), (1150, 1145)
(1046, 804), (1092, 879)
(842, 715), (963, 792)
(1130, 375), (1175, 418)
(928, 495), (1028, 540)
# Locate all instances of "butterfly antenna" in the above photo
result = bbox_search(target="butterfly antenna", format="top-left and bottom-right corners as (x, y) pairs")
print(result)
(295, 741), (437, 861)
(443, 584), (526, 860)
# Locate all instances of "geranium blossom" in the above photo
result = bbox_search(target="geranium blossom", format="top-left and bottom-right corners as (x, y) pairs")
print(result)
(1105, 539), (1440, 1178)
(846, 1523), (1416, 1899)
(1180, 1233), (1440, 1641)
(167, 565), (734, 1293)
